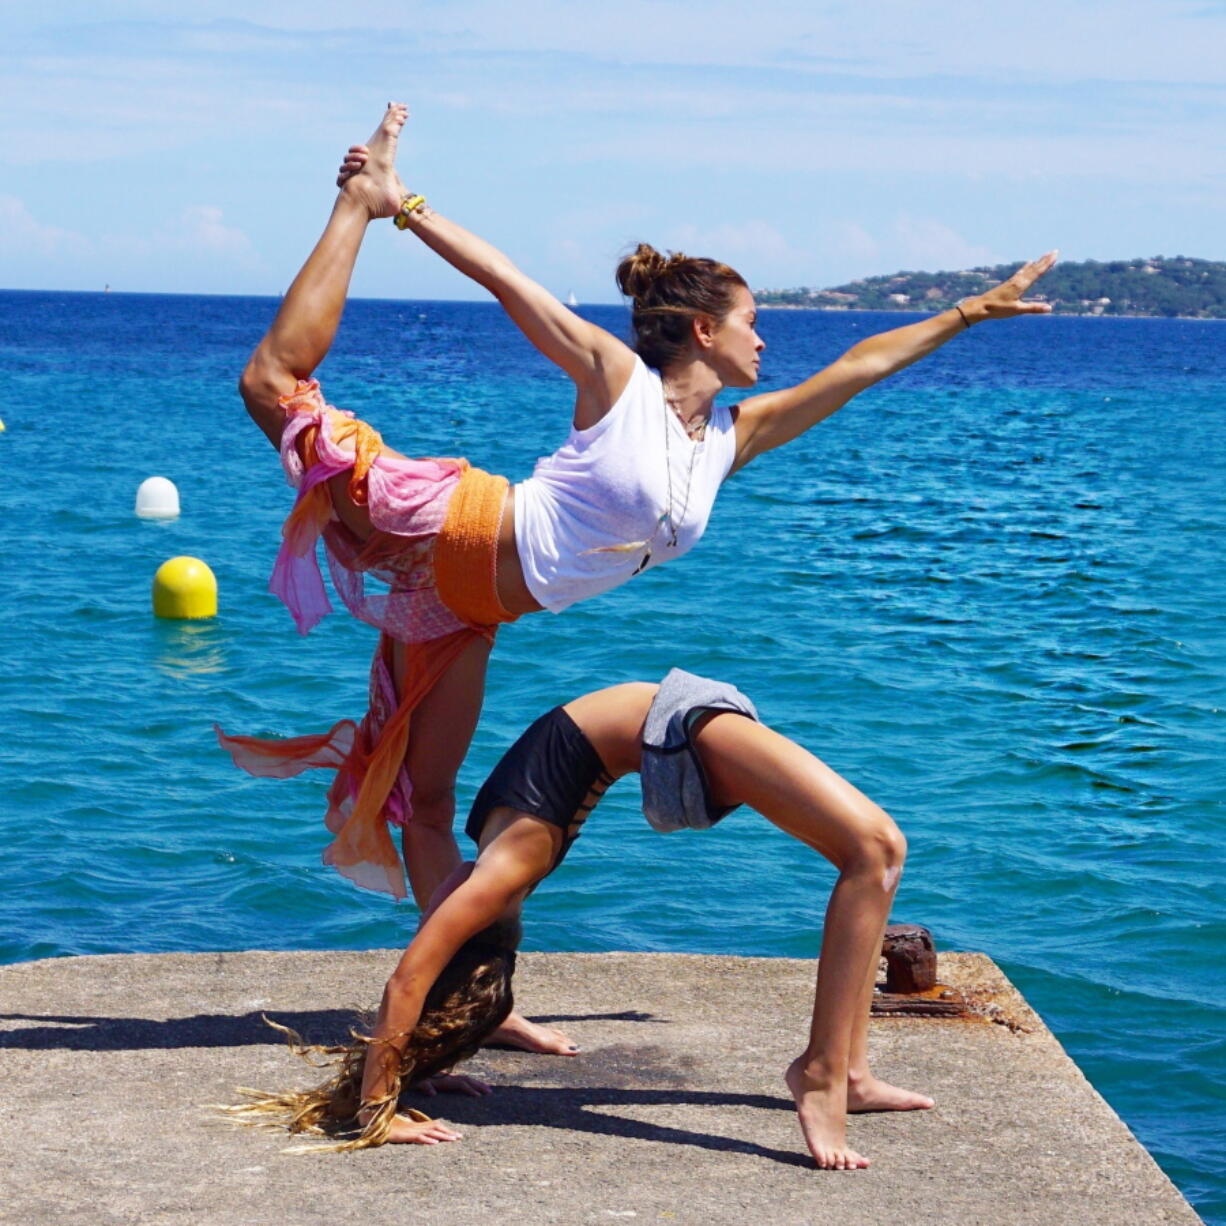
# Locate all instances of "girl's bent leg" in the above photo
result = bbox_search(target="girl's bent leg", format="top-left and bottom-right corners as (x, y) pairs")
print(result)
(692, 714), (928, 1168)
(239, 103), (409, 447)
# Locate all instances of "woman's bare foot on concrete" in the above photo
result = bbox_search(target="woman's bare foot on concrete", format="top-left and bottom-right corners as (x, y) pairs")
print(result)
(489, 1011), (579, 1055)
(336, 102), (407, 220)
(847, 1069), (934, 1114)
(785, 1057), (870, 1170)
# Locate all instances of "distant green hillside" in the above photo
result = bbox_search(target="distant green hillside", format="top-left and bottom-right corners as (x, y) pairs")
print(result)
(756, 256), (1226, 318)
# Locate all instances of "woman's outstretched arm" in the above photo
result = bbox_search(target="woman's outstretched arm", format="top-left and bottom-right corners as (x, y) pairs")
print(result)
(340, 144), (637, 430)
(729, 251), (1057, 473)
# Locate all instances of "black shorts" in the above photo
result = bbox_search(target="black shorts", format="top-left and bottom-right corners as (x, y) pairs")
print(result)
(465, 707), (613, 870)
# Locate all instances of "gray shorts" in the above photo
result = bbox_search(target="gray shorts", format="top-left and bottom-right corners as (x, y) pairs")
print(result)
(640, 668), (759, 833)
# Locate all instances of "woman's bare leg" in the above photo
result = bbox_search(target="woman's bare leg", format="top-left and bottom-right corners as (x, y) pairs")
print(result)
(238, 103), (408, 447)
(397, 637), (578, 1056)
(398, 635), (491, 909)
(693, 714), (928, 1169)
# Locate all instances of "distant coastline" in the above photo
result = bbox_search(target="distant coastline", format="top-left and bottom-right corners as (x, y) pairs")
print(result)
(755, 255), (1226, 319)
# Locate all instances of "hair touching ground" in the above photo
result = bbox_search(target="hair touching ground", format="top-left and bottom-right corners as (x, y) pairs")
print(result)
(218, 930), (517, 1153)
(615, 243), (748, 371)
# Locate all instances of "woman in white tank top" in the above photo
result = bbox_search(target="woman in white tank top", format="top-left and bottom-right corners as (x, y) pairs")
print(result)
(236, 103), (1054, 1054)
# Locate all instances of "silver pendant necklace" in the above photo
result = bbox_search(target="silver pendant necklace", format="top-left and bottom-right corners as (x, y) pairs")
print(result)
(633, 388), (702, 575)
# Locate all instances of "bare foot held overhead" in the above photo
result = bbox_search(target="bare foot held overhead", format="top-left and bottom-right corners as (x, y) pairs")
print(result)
(336, 102), (409, 220)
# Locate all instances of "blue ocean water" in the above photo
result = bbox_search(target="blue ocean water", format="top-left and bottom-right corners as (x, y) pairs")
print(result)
(1, 289), (1223, 1218)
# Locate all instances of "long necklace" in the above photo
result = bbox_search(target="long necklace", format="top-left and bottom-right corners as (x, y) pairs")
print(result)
(633, 389), (702, 575)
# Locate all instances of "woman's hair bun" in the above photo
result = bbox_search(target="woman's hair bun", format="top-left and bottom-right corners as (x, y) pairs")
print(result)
(614, 242), (748, 370)
(616, 243), (677, 301)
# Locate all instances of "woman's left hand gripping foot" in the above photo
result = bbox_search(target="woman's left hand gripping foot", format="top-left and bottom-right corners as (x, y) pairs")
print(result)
(489, 1010), (580, 1055)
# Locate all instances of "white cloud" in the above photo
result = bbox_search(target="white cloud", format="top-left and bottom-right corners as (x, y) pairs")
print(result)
(179, 205), (258, 257)
(0, 195), (90, 258)
(834, 221), (881, 267)
(890, 215), (1002, 272)
(668, 220), (806, 272)
(0, 197), (265, 291)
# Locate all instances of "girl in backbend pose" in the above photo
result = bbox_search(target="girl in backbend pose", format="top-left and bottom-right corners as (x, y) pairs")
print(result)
(220, 100), (1052, 1048)
(228, 669), (924, 1170)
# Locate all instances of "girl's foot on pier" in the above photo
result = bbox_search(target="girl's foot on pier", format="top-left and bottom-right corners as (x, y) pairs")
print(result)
(337, 102), (408, 220)
(847, 1070), (934, 1113)
(490, 1011), (580, 1055)
(785, 1057), (871, 1170)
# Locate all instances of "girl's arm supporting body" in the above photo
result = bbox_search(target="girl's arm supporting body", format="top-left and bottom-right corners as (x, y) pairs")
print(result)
(355, 685), (652, 1141)
(357, 814), (557, 1141)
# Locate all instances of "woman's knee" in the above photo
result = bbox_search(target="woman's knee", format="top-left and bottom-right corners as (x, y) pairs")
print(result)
(239, 351), (288, 412)
(407, 783), (457, 832)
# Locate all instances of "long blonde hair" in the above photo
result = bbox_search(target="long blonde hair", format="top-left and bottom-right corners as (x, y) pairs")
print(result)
(220, 924), (519, 1152)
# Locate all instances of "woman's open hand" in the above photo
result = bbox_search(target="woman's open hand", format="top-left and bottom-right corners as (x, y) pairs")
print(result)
(964, 251), (1059, 323)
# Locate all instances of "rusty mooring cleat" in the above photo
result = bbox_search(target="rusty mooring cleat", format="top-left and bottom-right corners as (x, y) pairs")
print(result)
(882, 923), (938, 993)
(871, 924), (968, 1018)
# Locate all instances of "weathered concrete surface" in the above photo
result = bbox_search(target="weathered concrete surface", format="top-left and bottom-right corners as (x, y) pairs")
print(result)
(0, 950), (1202, 1226)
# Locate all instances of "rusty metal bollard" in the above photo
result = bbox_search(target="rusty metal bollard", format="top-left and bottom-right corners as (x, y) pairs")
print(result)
(882, 923), (938, 994)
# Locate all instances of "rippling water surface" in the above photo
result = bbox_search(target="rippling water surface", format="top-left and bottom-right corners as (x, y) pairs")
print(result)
(1, 290), (1223, 1219)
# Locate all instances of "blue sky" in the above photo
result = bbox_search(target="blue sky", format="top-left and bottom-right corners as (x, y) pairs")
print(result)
(3, 1), (1224, 301)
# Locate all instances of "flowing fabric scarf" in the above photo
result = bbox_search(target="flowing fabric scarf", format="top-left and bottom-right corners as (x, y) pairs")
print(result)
(217, 380), (515, 898)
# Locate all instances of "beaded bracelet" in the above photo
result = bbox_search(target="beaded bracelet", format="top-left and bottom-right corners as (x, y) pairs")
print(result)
(955, 302), (972, 329)
(393, 194), (427, 230)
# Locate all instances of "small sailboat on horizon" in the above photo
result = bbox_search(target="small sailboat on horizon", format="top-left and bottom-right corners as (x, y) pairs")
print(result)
(566, 290), (579, 309)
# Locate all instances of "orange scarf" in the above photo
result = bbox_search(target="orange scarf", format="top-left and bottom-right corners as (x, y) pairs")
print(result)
(218, 442), (517, 898)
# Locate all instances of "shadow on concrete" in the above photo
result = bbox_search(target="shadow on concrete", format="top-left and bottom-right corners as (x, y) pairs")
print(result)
(0, 1009), (667, 1052)
(526, 1010), (670, 1025)
(0, 1010), (359, 1051)
(410, 1083), (810, 1169)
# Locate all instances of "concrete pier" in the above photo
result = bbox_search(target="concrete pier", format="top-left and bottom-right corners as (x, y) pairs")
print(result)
(0, 950), (1202, 1225)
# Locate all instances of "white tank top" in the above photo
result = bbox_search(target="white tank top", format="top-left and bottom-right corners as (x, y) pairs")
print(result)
(513, 357), (738, 613)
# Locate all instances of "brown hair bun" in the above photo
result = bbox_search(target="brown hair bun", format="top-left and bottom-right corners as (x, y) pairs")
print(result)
(615, 242), (748, 371)
(615, 243), (672, 301)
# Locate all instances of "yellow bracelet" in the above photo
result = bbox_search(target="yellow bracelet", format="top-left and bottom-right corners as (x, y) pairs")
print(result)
(393, 194), (427, 230)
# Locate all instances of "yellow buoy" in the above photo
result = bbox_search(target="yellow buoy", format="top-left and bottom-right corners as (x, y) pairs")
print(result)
(152, 556), (217, 620)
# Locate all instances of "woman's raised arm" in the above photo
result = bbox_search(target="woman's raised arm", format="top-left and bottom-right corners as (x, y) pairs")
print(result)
(339, 144), (637, 427)
(729, 251), (1057, 473)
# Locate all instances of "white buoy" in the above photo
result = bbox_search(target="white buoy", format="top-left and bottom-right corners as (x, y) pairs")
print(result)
(135, 476), (180, 520)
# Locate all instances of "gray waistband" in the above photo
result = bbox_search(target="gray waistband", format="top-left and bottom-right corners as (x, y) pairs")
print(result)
(640, 668), (759, 833)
